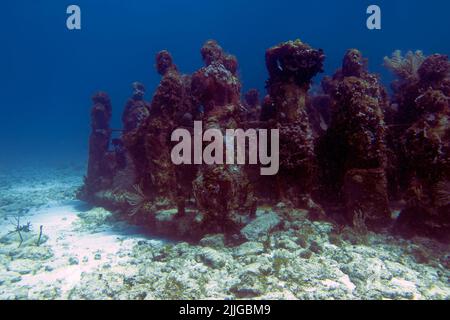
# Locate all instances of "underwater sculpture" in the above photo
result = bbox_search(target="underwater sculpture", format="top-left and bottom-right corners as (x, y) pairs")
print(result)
(78, 40), (450, 244)
(122, 50), (196, 221)
(384, 51), (450, 242)
(317, 49), (390, 230)
(262, 40), (325, 212)
(190, 40), (257, 235)
(82, 92), (114, 196)
(122, 82), (150, 133)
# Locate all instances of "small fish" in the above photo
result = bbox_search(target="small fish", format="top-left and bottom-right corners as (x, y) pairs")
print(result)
(276, 59), (283, 71)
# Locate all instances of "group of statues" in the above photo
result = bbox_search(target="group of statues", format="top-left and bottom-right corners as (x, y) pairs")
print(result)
(78, 39), (449, 243)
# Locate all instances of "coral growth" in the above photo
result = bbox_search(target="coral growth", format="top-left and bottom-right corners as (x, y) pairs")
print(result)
(384, 50), (425, 81)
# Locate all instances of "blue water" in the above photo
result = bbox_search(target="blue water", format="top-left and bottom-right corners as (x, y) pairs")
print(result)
(1, 0), (449, 167)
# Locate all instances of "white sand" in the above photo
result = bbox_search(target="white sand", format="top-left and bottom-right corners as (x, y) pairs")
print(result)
(3, 201), (151, 298)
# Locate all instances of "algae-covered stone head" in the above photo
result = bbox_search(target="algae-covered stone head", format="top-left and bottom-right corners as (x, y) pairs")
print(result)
(418, 54), (450, 84)
(92, 91), (111, 106)
(342, 49), (367, 77)
(260, 94), (276, 121)
(265, 39), (325, 85)
(201, 40), (225, 66)
(191, 41), (241, 111)
(200, 40), (238, 75)
(122, 82), (150, 132)
(132, 82), (146, 100)
(245, 89), (260, 109)
(156, 50), (177, 75)
(415, 88), (449, 114)
(223, 54), (238, 75)
(91, 92), (112, 130)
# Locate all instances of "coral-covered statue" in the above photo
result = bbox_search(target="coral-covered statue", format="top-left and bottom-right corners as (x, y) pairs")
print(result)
(191, 40), (256, 235)
(122, 82), (150, 133)
(123, 50), (194, 217)
(263, 40), (325, 211)
(384, 51), (450, 241)
(318, 49), (391, 230)
(81, 92), (113, 197)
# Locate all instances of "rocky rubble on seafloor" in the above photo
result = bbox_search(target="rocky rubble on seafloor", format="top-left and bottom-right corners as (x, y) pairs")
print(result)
(67, 208), (450, 300)
(0, 168), (448, 300)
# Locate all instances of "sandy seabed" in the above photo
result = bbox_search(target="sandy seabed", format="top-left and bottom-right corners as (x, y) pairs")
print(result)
(0, 165), (448, 300)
